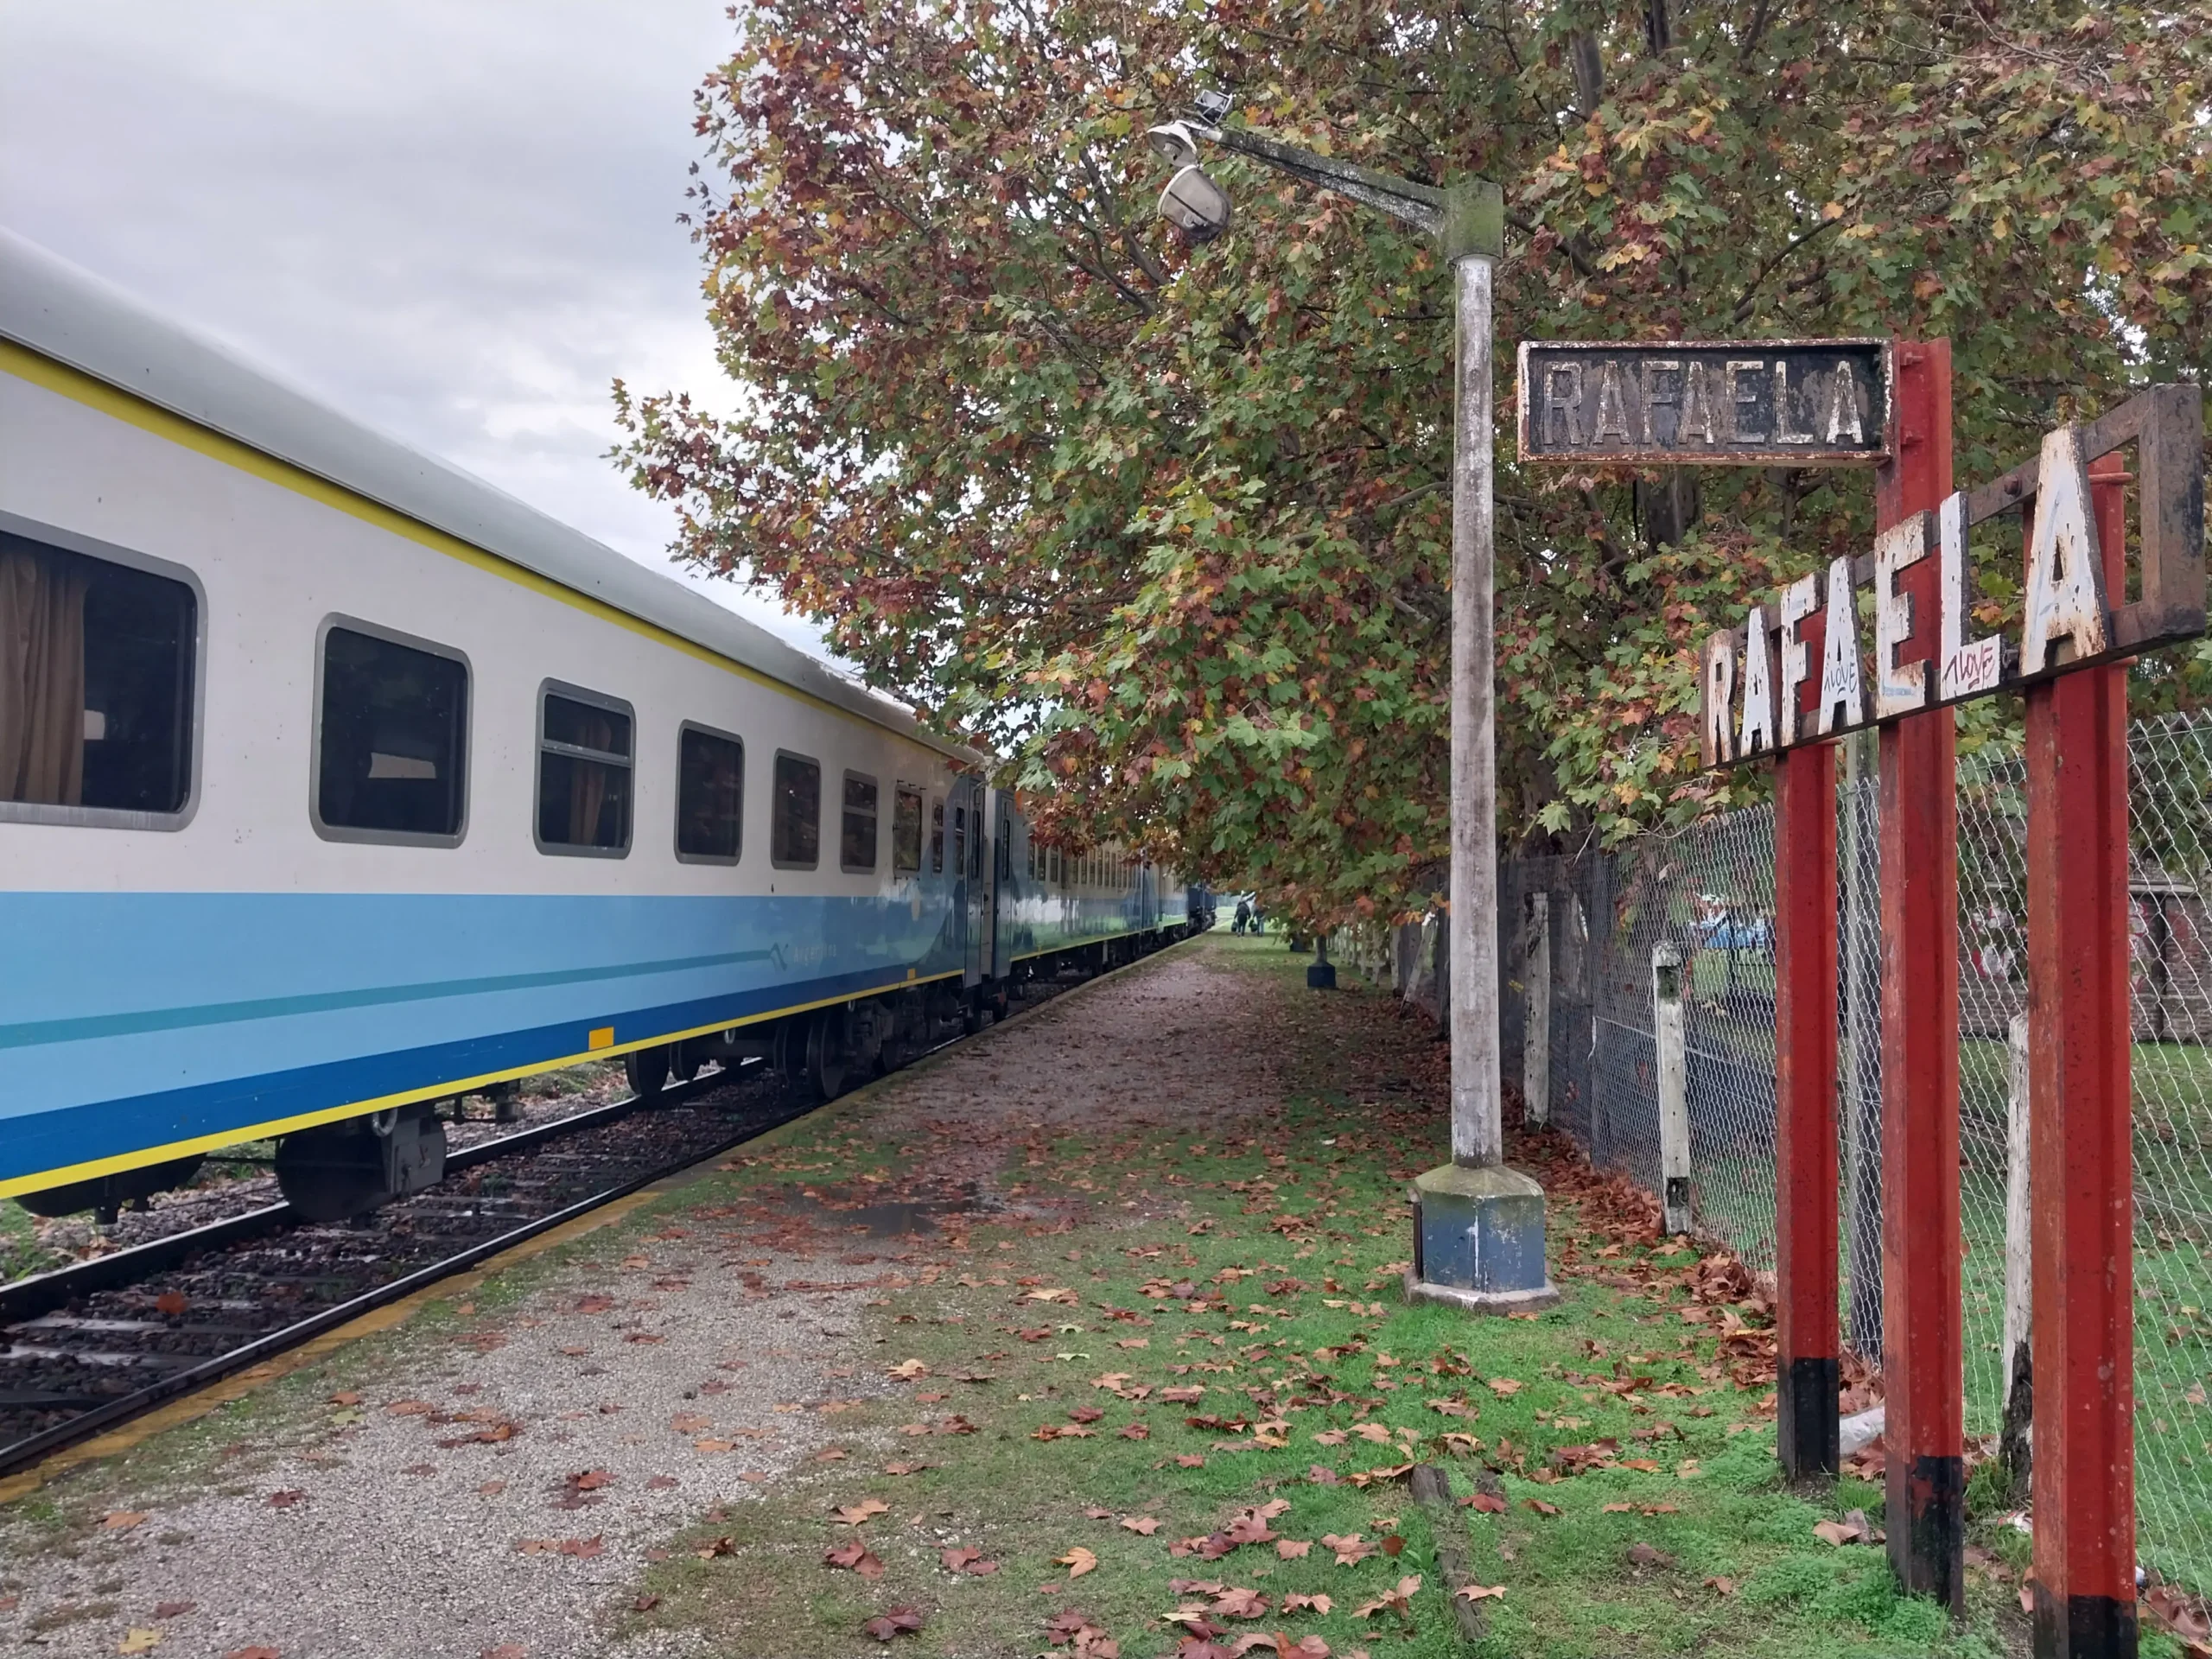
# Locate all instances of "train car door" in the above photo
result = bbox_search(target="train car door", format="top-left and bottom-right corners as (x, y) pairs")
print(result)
(958, 777), (987, 988)
(991, 795), (1014, 981)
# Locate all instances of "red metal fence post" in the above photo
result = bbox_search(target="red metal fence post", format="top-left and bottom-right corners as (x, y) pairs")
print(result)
(1774, 734), (1840, 1481)
(2024, 452), (2135, 1659)
(1877, 340), (1963, 1610)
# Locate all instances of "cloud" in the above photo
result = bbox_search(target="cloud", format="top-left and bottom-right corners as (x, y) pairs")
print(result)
(0, 0), (830, 657)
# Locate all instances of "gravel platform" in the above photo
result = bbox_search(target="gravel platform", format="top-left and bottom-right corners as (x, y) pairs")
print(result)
(0, 941), (1238, 1658)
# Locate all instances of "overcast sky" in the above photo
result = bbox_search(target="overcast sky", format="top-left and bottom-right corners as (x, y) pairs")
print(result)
(0, 0), (832, 658)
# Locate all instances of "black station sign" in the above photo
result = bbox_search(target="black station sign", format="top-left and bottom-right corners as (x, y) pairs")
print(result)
(1516, 340), (1891, 466)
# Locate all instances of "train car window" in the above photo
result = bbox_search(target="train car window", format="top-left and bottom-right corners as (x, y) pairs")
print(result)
(892, 785), (923, 874)
(1, 531), (196, 823)
(772, 750), (820, 868)
(841, 772), (879, 872)
(930, 798), (944, 873)
(951, 804), (965, 878)
(536, 683), (632, 856)
(676, 723), (743, 863)
(315, 621), (468, 844)
(969, 807), (984, 880)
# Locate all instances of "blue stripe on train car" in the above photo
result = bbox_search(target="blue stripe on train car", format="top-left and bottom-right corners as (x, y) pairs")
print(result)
(0, 889), (963, 1185)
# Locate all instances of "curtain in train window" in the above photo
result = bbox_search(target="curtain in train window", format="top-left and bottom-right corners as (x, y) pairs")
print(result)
(537, 688), (632, 854)
(892, 785), (924, 874)
(842, 773), (879, 872)
(2, 533), (194, 814)
(772, 751), (821, 867)
(318, 625), (467, 840)
(677, 726), (743, 861)
(930, 798), (944, 873)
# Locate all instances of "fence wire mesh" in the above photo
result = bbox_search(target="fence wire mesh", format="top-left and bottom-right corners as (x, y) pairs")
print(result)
(1508, 706), (2212, 1593)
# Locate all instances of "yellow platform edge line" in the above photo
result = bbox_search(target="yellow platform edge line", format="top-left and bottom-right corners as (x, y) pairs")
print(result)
(0, 969), (966, 1201)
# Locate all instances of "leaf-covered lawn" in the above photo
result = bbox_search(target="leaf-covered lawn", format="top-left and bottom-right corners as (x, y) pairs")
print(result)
(617, 936), (2074, 1657)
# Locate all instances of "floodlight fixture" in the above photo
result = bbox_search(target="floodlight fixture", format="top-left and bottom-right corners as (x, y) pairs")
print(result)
(1192, 88), (1235, 124)
(1145, 120), (1202, 167)
(1156, 163), (1233, 243)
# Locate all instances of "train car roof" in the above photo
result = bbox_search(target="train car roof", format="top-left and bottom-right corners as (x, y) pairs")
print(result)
(0, 229), (982, 764)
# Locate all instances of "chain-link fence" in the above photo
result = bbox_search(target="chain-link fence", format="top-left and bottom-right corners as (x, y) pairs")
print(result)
(1497, 707), (2212, 1594)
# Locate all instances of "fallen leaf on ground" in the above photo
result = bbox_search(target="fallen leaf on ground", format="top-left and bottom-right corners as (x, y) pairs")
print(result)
(118, 1631), (162, 1655)
(152, 1603), (194, 1619)
(864, 1606), (927, 1641)
(1211, 1586), (1268, 1618)
(1059, 1547), (1099, 1578)
(1275, 1538), (1311, 1559)
(834, 1497), (892, 1526)
(1484, 1378), (1523, 1395)
(266, 1491), (308, 1509)
(1322, 1533), (1376, 1566)
(1813, 1516), (1870, 1546)
(1456, 1585), (1507, 1602)
(1461, 1492), (1507, 1514)
(1122, 1516), (1162, 1534)
(513, 1537), (604, 1559)
(826, 1541), (876, 1573)
(1175, 1454), (1205, 1468)
(1526, 1498), (1561, 1517)
(888, 1358), (930, 1379)
(102, 1510), (149, 1530)
(882, 1461), (929, 1476)
(1705, 1576), (1738, 1596)
(1626, 1542), (1675, 1568)
(1353, 1576), (1422, 1618)
(941, 1545), (999, 1575)
(1283, 1592), (1333, 1613)
(223, 1649), (282, 1659)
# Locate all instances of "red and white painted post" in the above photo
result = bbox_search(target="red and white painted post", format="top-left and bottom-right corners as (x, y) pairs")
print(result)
(1877, 340), (1965, 1610)
(2024, 452), (2136, 1659)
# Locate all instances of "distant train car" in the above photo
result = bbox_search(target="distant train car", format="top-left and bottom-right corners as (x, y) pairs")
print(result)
(0, 233), (1204, 1223)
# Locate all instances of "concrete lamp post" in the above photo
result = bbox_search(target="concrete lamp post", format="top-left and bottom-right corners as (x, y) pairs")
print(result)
(1148, 110), (1558, 1313)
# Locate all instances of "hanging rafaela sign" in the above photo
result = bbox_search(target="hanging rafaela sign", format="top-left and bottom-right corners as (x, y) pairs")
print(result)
(1694, 385), (2202, 767)
(1517, 340), (1891, 465)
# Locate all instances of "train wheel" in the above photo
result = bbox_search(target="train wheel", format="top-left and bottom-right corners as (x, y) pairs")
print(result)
(805, 1006), (853, 1100)
(625, 1045), (671, 1099)
(669, 1042), (701, 1084)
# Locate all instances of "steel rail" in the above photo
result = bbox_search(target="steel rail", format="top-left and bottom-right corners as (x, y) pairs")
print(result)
(0, 1067), (738, 1327)
(0, 1081), (796, 1478)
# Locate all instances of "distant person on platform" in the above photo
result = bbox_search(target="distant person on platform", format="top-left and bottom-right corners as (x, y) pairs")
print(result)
(1249, 902), (1265, 935)
(1232, 898), (1252, 936)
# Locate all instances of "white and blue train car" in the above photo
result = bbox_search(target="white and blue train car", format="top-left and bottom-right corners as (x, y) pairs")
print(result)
(0, 233), (1202, 1223)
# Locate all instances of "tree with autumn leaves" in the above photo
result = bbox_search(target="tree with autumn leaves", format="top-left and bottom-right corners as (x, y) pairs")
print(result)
(614, 0), (2212, 920)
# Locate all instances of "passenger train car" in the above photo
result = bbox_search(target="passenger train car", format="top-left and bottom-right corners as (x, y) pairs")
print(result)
(0, 232), (1209, 1223)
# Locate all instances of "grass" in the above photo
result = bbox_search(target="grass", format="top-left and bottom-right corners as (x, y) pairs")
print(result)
(613, 933), (2076, 1656)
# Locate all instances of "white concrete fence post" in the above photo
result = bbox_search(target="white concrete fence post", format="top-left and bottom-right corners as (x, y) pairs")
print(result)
(1653, 941), (1692, 1236)
(2002, 1010), (2032, 1408)
(1523, 890), (1551, 1126)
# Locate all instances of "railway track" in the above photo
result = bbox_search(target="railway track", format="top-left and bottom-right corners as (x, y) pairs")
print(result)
(0, 1061), (807, 1479)
(0, 958), (1130, 1481)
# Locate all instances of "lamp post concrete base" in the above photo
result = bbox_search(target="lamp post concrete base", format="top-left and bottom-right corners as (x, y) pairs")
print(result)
(1404, 1161), (1560, 1313)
